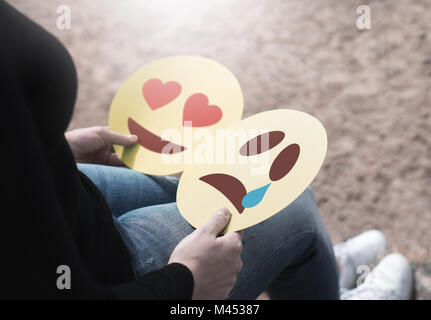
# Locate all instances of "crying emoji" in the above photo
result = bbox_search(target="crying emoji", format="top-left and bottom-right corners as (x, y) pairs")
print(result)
(177, 109), (327, 232)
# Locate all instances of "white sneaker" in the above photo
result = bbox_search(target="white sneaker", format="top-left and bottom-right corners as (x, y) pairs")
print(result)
(334, 229), (386, 289)
(341, 253), (413, 300)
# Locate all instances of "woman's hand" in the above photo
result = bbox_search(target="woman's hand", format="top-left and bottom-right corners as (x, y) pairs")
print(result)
(168, 208), (243, 299)
(65, 126), (137, 166)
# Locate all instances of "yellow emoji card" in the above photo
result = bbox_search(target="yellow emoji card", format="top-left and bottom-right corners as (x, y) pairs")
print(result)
(176, 109), (327, 232)
(109, 55), (244, 175)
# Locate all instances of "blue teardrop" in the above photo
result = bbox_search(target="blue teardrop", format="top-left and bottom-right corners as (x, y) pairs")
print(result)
(241, 183), (271, 208)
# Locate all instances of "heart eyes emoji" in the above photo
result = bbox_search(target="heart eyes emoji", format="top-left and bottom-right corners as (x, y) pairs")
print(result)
(142, 78), (222, 127)
(142, 78), (181, 110)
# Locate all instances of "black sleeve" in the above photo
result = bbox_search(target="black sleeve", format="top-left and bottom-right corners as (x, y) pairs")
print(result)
(0, 45), (194, 300)
(112, 264), (194, 299)
(0, 1), (193, 299)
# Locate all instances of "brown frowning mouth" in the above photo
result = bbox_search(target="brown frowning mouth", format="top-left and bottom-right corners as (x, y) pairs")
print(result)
(128, 117), (186, 154)
(199, 173), (247, 214)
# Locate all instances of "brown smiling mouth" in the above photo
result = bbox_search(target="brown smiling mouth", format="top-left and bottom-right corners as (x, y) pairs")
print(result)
(128, 117), (186, 154)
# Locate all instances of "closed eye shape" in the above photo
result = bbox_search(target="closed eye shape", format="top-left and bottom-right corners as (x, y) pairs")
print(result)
(239, 131), (285, 156)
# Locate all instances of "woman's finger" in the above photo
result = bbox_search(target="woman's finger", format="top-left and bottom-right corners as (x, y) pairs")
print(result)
(236, 230), (244, 240)
(102, 127), (137, 146)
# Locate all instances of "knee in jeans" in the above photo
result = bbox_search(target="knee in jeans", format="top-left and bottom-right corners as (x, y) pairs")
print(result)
(283, 187), (321, 233)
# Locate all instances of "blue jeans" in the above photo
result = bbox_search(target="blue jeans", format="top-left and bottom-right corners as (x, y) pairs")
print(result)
(78, 164), (339, 299)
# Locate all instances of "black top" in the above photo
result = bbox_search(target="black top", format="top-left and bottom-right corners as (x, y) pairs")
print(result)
(0, 1), (193, 299)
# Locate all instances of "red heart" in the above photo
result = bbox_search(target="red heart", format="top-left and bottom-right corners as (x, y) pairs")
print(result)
(183, 93), (222, 127)
(142, 78), (181, 110)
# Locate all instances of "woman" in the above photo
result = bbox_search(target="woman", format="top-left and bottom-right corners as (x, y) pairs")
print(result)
(0, 1), (339, 299)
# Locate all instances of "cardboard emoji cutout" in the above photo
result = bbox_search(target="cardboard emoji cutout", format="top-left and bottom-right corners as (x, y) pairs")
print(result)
(109, 56), (244, 175)
(176, 109), (327, 232)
